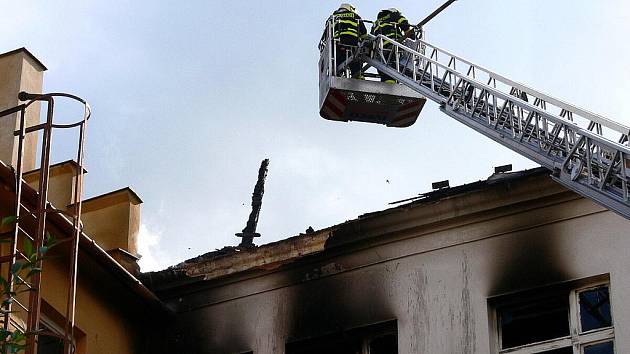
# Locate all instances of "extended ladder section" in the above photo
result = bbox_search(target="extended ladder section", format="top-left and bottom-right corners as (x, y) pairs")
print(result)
(354, 35), (630, 219)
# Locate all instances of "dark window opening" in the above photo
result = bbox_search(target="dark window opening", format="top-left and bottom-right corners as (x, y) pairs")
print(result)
(286, 321), (397, 354)
(368, 333), (397, 354)
(492, 277), (615, 354)
(498, 293), (570, 348)
(579, 286), (612, 332)
(539, 348), (573, 354)
(584, 341), (614, 354)
(37, 323), (64, 354)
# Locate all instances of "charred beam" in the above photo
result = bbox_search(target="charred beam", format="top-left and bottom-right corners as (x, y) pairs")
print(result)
(236, 159), (269, 248)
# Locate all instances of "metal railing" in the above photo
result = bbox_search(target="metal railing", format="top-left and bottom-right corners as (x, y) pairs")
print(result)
(320, 16), (413, 80)
(0, 91), (90, 354)
(352, 33), (630, 219)
(319, 16), (365, 79)
(408, 38), (630, 142)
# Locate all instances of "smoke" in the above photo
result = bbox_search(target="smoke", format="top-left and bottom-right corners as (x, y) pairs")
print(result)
(137, 223), (173, 272)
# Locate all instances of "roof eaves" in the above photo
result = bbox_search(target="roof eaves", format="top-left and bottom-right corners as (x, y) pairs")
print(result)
(0, 161), (169, 314)
(144, 167), (552, 290)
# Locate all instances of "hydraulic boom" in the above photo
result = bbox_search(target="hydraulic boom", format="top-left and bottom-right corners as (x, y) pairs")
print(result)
(333, 33), (630, 219)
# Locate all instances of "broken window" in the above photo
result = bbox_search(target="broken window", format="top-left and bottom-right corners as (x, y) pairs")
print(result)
(286, 320), (397, 354)
(579, 286), (612, 332)
(492, 279), (614, 354)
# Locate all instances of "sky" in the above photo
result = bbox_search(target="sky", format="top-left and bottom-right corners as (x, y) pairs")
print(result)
(1, 1), (629, 271)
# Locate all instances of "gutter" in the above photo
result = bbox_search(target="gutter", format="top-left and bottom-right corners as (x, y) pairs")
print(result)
(0, 161), (172, 315)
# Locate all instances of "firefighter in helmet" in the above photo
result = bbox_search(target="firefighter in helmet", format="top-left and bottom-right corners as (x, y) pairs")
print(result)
(371, 8), (412, 83)
(331, 4), (367, 79)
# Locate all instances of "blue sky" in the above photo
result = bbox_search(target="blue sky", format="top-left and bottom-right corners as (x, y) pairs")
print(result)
(2, 1), (629, 271)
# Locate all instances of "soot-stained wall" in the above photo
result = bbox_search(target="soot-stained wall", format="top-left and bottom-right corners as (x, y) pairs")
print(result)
(157, 190), (630, 354)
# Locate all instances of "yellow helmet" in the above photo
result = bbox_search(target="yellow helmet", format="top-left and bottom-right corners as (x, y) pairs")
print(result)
(340, 3), (356, 12)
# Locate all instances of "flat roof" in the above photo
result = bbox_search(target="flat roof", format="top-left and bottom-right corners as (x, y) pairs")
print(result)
(78, 186), (143, 205)
(0, 47), (47, 71)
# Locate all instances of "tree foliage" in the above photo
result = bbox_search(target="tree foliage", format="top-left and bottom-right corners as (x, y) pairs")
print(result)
(0, 216), (55, 353)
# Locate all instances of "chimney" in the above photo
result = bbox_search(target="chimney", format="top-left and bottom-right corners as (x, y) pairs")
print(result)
(0, 48), (46, 171)
(23, 160), (86, 211)
(79, 188), (143, 276)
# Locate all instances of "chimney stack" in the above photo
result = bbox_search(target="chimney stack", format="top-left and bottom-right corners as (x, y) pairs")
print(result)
(23, 160), (86, 211)
(78, 188), (143, 275)
(0, 48), (46, 171)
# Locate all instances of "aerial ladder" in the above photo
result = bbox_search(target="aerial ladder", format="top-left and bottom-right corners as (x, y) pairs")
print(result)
(319, 2), (630, 220)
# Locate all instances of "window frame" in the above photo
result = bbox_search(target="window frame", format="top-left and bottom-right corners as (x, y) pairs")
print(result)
(285, 320), (398, 354)
(38, 315), (68, 354)
(489, 276), (615, 354)
(38, 302), (87, 354)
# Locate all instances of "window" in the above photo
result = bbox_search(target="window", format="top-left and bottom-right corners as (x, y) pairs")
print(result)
(492, 279), (614, 353)
(38, 319), (64, 354)
(37, 302), (86, 354)
(286, 320), (397, 354)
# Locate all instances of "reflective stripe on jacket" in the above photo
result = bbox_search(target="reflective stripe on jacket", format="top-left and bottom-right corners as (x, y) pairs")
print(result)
(371, 10), (411, 45)
(333, 8), (367, 44)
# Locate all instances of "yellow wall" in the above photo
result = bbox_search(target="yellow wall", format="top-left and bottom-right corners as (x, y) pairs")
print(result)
(40, 252), (145, 354)
(81, 189), (142, 256)
(0, 50), (44, 171)
(24, 162), (80, 212)
(0, 183), (153, 354)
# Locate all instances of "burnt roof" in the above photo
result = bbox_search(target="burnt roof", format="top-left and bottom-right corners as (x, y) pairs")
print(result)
(140, 167), (551, 290)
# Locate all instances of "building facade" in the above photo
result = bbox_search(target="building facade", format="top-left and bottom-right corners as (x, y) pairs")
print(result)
(144, 168), (629, 354)
(0, 48), (167, 354)
(3, 47), (628, 354)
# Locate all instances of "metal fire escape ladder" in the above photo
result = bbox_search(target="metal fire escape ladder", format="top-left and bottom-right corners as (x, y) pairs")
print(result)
(0, 92), (90, 354)
(361, 35), (630, 219)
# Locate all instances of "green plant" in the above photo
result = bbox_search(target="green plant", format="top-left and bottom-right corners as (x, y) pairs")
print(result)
(0, 216), (56, 353)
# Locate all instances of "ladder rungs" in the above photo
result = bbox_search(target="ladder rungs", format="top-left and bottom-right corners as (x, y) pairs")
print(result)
(13, 274), (34, 290)
(363, 35), (630, 219)
(0, 251), (29, 264)
(13, 122), (47, 136)
(19, 203), (34, 215)
(17, 226), (34, 242)
(11, 298), (29, 312)
(16, 250), (29, 261)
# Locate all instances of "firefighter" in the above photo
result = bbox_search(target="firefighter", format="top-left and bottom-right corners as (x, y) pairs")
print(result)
(331, 4), (367, 79)
(371, 8), (412, 83)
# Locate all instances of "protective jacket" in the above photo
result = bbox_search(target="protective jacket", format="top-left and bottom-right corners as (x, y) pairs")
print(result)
(332, 7), (367, 45)
(371, 9), (411, 45)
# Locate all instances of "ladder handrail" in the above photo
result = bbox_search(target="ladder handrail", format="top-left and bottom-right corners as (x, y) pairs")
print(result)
(356, 34), (630, 219)
(410, 37), (630, 137)
(369, 34), (630, 153)
(0, 91), (90, 354)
